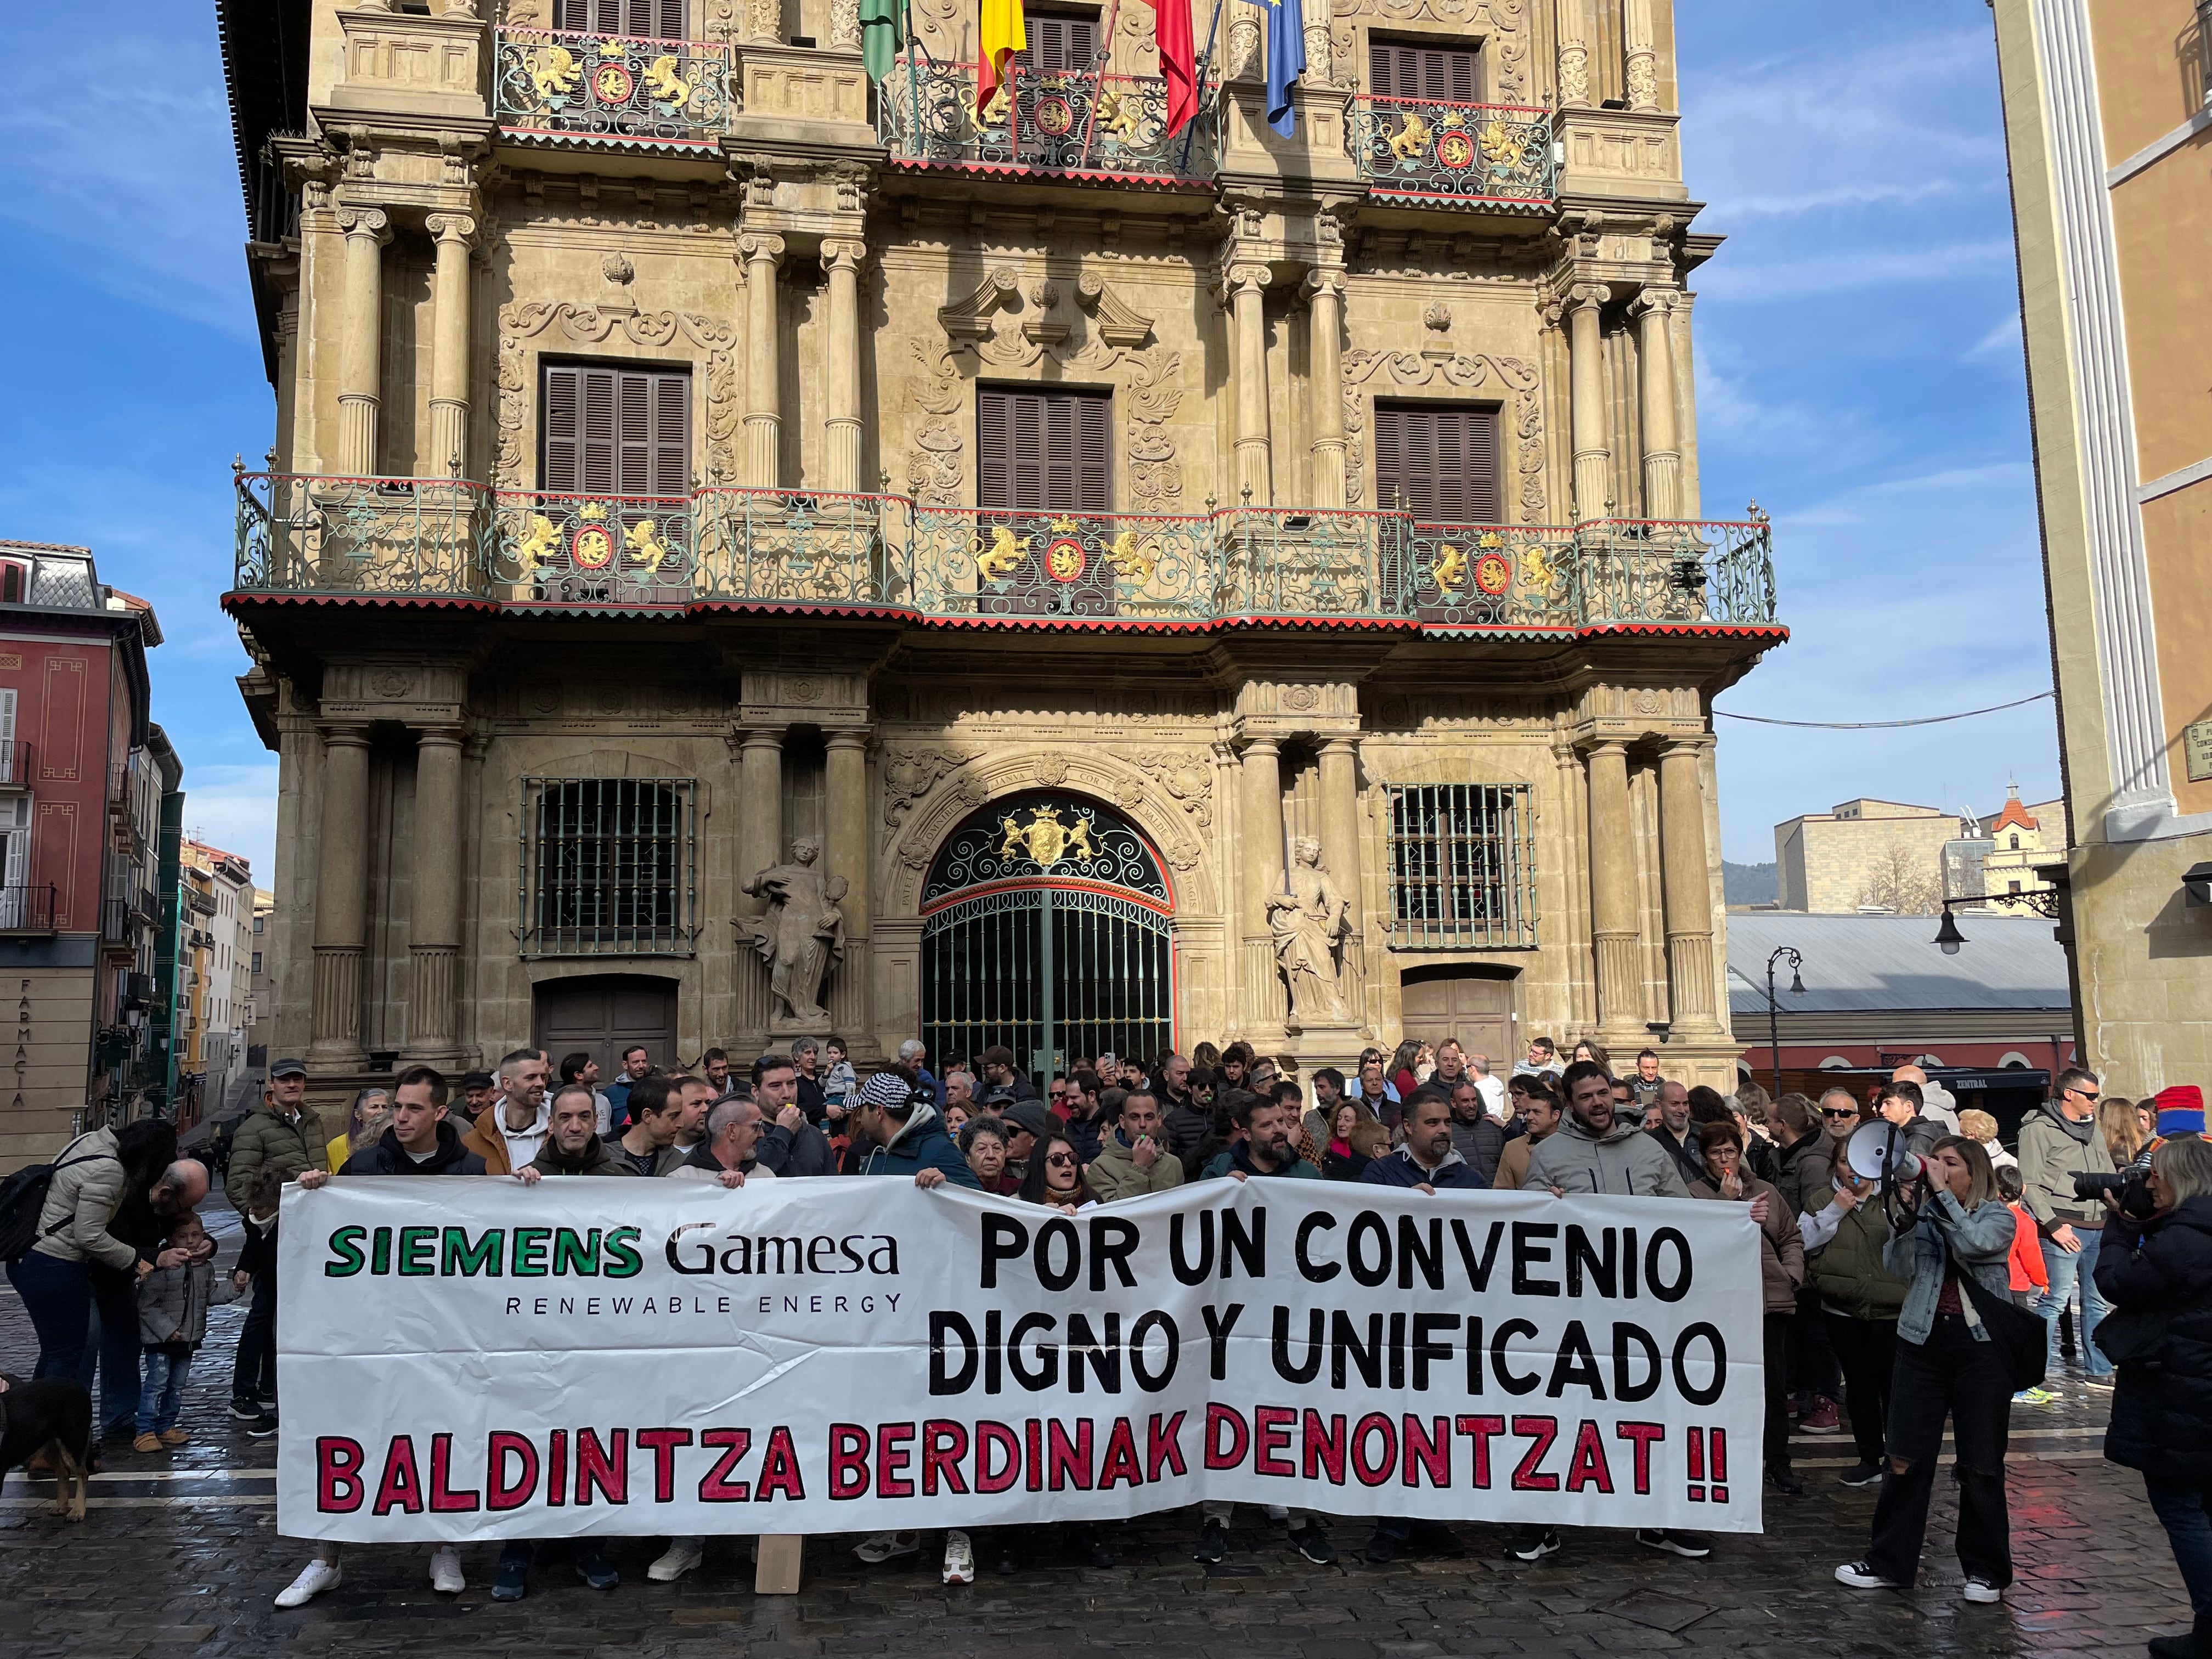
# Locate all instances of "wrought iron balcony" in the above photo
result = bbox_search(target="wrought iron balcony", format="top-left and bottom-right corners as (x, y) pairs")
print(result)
(0, 883), (57, 935)
(878, 58), (1218, 184)
(233, 472), (492, 602)
(1351, 97), (1554, 208)
(230, 473), (1778, 635)
(493, 26), (735, 148)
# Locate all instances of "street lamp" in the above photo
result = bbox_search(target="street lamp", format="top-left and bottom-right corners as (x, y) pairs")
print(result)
(1765, 946), (1804, 1101)
(1932, 890), (2061, 955)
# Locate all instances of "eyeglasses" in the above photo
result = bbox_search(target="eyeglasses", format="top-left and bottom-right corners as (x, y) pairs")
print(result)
(2068, 1088), (2100, 1101)
(1045, 1153), (1076, 1167)
(1822, 1108), (1859, 1121)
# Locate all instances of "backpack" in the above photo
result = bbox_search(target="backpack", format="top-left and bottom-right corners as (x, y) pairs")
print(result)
(0, 1141), (115, 1262)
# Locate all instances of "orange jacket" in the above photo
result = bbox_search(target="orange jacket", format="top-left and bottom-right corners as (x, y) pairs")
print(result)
(2008, 1202), (2049, 1293)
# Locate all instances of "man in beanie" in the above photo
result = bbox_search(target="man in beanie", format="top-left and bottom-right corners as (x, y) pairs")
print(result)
(1001, 1099), (1053, 1185)
(852, 1070), (980, 1188)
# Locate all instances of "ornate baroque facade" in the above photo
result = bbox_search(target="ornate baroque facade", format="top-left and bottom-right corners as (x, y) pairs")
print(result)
(219, 0), (1781, 1099)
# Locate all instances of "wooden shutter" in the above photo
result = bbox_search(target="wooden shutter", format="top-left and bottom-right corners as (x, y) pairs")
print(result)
(555, 0), (687, 36)
(1024, 10), (1099, 72)
(543, 364), (691, 497)
(1373, 403), (1502, 522)
(1368, 40), (1480, 103)
(977, 388), (1111, 513)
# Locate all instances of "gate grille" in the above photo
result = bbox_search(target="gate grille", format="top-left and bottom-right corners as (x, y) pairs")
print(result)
(520, 776), (698, 956)
(1385, 782), (1537, 949)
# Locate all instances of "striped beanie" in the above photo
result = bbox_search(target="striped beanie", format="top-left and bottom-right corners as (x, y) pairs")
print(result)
(2155, 1085), (2205, 1138)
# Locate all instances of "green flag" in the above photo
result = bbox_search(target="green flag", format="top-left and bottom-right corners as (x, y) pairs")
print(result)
(860, 0), (909, 83)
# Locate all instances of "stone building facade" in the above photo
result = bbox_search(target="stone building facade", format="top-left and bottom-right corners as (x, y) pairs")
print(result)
(218, 0), (1780, 1106)
(1773, 798), (1965, 916)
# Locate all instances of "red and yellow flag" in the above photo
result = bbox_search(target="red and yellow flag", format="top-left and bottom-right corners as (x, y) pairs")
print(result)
(978, 0), (1027, 104)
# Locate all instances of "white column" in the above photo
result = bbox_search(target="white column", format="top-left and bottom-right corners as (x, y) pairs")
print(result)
(1567, 283), (1612, 523)
(425, 213), (476, 478)
(1635, 289), (1680, 521)
(1305, 269), (1346, 509)
(336, 207), (391, 477)
(1623, 0), (1658, 111)
(1226, 263), (1273, 505)
(739, 232), (786, 488)
(821, 239), (866, 495)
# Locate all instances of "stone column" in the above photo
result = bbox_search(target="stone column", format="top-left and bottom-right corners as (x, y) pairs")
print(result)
(1305, 269), (1347, 509)
(1657, 738), (1718, 1030)
(1556, 0), (1594, 105)
(307, 723), (373, 1068)
(408, 726), (465, 1059)
(336, 207), (391, 477)
(1303, 0), (1333, 84)
(425, 213), (476, 478)
(1318, 737), (1363, 941)
(737, 725), (786, 916)
(1225, 263), (1273, 505)
(1239, 737), (1284, 937)
(1567, 284), (1612, 523)
(825, 731), (870, 1027)
(821, 239), (866, 495)
(1623, 0), (1659, 111)
(739, 233), (786, 489)
(1584, 740), (1641, 1037)
(273, 283), (302, 475)
(1634, 289), (1680, 521)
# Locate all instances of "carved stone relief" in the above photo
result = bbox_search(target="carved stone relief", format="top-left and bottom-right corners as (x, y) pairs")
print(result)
(1131, 749), (1216, 830)
(1341, 349), (1546, 521)
(496, 303), (741, 486)
(881, 744), (980, 839)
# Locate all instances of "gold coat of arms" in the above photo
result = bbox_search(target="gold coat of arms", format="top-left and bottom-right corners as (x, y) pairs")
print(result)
(996, 805), (1097, 869)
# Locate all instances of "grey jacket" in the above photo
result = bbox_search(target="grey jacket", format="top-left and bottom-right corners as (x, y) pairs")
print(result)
(1524, 1115), (1691, 1198)
(1884, 1188), (2017, 1344)
(137, 1259), (242, 1347)
(30, 1128), (134, 1273)
(1088, 1131), (1187, 1202)
(2017, 1101), (2116, 1229)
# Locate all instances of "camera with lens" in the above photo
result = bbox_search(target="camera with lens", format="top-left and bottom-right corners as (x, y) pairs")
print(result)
(2072, 1169), (2157, 1221)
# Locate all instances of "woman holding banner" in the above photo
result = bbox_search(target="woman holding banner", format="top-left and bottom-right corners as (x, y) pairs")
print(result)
(1835, 1136), (2017, 1605)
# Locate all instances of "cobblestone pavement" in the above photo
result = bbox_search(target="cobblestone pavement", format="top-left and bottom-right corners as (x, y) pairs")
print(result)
(2, 1220), (2192, 1659)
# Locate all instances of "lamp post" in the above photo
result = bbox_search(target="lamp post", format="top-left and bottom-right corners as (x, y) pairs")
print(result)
(1932, 890), (2061, 955)
(1765, 946), (1804, 1101)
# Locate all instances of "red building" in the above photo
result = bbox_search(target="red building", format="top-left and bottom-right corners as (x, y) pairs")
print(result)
(0, 540), (171, 1168)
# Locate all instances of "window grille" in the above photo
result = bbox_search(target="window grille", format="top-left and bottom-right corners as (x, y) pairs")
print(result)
(520, 777), (697, 957)
(1385, 783), (1537, 949)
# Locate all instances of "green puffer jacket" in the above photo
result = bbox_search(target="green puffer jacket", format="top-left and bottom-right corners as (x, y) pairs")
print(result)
(1808, 1199), (1908, 1322)
(223, 1103), (328, 1214)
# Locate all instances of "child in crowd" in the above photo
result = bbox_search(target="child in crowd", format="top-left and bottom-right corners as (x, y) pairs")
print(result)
(822, 1038), (858, 1118)
(230, 1166), (283, 1432)
(135, 1212), (241, 1451)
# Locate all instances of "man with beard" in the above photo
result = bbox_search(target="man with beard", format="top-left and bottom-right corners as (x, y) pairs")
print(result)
(518, 1085), (624, 1178)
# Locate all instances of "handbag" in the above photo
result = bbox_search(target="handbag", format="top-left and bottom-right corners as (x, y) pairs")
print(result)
(1940, 1231), (2049, 1393)
(2092, 1303), (2171, 1367)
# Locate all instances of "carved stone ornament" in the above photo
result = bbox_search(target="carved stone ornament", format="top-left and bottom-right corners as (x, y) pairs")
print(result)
(1342, 351), (1546, 520)
(370, 668), (414, 700)
(1284, 684), (1321, 712)
(1034, 752), (1070, 787)
(736, 838), (848, 1027)
(600, 250), (635, 287)
(1077, 273), (1155, 349)
(784, 676), (822, 704)
(1269, 837), (1352, 1029)
(1423, 302), (1451, 334)
(497, 303), (739, 486)
(1132, 749), (1215, 829)
(1632, 689), (1665, 716)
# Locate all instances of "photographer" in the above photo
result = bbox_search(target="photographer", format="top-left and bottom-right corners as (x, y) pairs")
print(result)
(2092, 1135), (2212, 1659)
(1835, 1136), (2018, 1606)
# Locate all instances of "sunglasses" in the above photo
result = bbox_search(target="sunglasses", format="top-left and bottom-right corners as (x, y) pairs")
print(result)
(1822, 1108), (1858, 1121)
(1045, 1153), (1076, 1167)
(2068, 1088), (2100, 1101)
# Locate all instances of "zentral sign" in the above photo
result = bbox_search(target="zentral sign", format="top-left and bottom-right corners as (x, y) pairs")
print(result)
(278, 1178), (1764, 1539)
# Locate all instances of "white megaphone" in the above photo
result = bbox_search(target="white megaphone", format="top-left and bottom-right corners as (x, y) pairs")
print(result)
(1846, 1119), (1925, 1185)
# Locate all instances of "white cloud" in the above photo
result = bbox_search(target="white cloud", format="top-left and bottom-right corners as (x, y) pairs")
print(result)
(178, 763), (279, 888)
(1963, 309), (2023, 364)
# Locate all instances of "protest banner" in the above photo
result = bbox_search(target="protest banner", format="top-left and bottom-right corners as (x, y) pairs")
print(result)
(276, 1176), (1765, 1540)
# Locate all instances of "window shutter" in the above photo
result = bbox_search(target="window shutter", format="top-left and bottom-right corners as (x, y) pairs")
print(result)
(1369, 40), (1480, 103)
(978, 387), (1111, 513)
(652, 371), (690, 496)
(617, 371), (652, 496)
(978, 390), (1012, 511)
(1374, 402), (1501, 523)
(543, 365), (582, 494)
(1076, 396), (1110, 513)
(1025, 11), (1098, 72)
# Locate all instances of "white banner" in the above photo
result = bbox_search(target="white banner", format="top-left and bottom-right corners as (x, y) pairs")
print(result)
(276, 1176), (1764, 1539)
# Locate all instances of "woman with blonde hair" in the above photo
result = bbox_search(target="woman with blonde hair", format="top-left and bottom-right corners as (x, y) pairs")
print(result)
(1957, 1108), (2017, 1171)
(2098, 1092), (2152, 1171)
(1836, 1134), (2018, 1604)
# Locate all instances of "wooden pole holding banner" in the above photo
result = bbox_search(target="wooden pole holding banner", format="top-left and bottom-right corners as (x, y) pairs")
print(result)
(755, 1534), (805, 1595)
(1073, 0), (1127, 172)
(1177, 0), (1226, 172)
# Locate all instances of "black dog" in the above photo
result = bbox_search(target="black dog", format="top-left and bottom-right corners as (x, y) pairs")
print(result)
(0, 1373), (97, 1521)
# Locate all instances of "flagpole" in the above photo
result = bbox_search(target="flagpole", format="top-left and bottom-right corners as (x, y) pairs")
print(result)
(1177, 0), (1226, 172)
(1073, 0), (1125, 172)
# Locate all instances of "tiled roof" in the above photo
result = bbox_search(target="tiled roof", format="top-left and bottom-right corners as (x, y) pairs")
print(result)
(1726, 910), (2070, 1016)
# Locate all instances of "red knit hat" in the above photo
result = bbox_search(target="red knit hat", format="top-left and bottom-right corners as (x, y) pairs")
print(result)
(2154, 1085), (2205, 1137)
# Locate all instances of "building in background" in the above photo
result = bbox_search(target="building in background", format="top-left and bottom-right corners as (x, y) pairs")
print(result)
(180, 839), (254, 1116)
(0, 540), (170, 1168)
(1991, 0), (2212, 1088)
(1774, 799), (1967, 914)
(145, 727), (186, 1119)
(1978, 784), (2066, 913)
(245, 888), (273, 1073)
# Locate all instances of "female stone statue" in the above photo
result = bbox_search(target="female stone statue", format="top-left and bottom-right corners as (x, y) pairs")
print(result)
(1268, 836), (1350, 1026)
(740, 837), (847, 1026)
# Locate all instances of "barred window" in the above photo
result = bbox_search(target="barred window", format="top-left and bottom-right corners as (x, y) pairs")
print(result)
(1385, 783), (1537, 949)
(521, 777), (697, 957)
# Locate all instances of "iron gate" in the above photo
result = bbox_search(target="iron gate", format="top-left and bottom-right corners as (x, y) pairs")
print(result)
(919, 792), (1175, 1080)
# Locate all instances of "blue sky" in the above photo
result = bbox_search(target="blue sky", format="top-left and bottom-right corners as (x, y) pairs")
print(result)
(0, 1), (2059, 881)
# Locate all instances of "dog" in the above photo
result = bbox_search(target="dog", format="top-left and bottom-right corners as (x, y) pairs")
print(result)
(0, 1374), (98, 1522)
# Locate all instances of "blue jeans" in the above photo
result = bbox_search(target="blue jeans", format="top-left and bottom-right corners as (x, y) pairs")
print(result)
(2145, 1476), (2212, 1617)
(137, 1348), (193, 1435)
(81, 1272), (145, 1433)
(7, 1250), (92, 1378)
(2034, 1226), (2112, 1375)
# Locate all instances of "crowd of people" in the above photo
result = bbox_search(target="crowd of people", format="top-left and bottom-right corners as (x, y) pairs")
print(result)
(8, 1032), (2211, 1654)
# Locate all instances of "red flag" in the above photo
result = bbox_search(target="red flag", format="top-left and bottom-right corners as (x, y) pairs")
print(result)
(1140, 0), (1197, 137)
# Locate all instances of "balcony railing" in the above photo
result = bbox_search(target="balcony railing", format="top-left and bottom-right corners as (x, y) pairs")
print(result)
(1351, 97), (1554, 207)
(493, 27), (734, 147)
(0, 883), (57, 934)
(230, 473), (1778, 633)
(234, 472), (491, 601)
(0, 738), (30, 786)
(879, 58), (1219, 183)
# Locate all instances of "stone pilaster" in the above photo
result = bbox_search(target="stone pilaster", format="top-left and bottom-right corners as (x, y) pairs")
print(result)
(1658, 737), (1720, 1032)
(1556, 0), (1594, 105)
(425, 213), (476, 477)
(1304, 268), (1347, 509)
(825, 730), (871, 1032)
(1567, 283), (1612, 523)
(336, 207), (391, 477)
(408, 725), (466, 1059)
(821, 239), (867, 495)
(1223, 262), (1273, 505)
(738, 232), (786, 488)
(1623, 0), (1660, 111)
(307, 723), (372, 1068)
(1634, 288), (1681, 521)
(1585, 739), (1642, 1039)
(1318, 735), (1364, 1025)
(737, 724), (786, 916)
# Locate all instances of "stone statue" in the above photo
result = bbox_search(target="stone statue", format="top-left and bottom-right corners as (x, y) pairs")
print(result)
(738, 837), (848, 1028)
(1267, 836), (1351, 1027)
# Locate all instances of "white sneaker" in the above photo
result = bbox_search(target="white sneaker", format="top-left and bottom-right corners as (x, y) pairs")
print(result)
(1962, 1577), (2004, 1604)
(648, 1538), (704, 1582)
(853, 1530), (920, 1564)
(274, 1558), (342, 1609)
(429, 1547), (464, 1594)
(941, 1530), (975, 1585)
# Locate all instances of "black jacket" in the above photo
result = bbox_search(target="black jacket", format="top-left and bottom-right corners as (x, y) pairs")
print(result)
(754, 1118), (836, 1178)
(1064, 1113), (1104, 1166)
(236, 1214), (278, 1280)
(1447, 1116), (1507, 1185)
(1773, 1128), (1836, 1218)
(1322, 1148), (1372, 1182)
(338, 1120), (487, 1176)
(1647, 1125), (1707, 1192)
(1163, 1103), (1213, 1163)
(2096, 1195), (2212, 1482)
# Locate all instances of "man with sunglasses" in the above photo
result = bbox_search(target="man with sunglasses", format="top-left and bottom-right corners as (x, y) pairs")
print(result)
(2018, 1067), (2117, 1381)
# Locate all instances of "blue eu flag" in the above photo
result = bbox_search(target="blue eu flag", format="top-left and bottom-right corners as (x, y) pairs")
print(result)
(1263, 0), (1305, 137)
